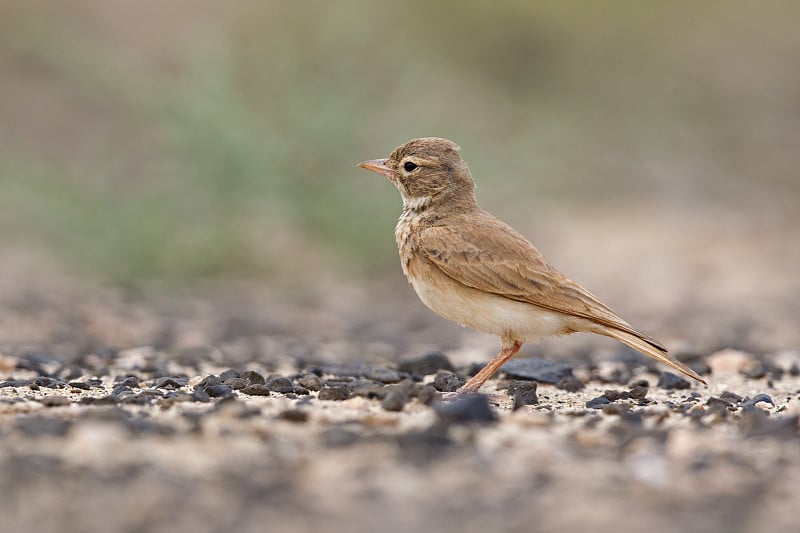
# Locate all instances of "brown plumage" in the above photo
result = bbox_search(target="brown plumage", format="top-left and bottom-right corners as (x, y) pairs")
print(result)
(359, 137), (706, 393)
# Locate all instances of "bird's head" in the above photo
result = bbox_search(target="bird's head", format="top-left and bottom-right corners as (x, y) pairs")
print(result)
(358, 137), (476, 212)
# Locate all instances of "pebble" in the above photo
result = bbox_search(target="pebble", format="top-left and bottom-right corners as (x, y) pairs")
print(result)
(507, 381), (538, 408)
(381, 387), (409, 412)
(501, 358), (573, 384)
(433, 371), (465, 392)
(115, 376), (139, 388)
(657, 372), (691, 390)
(297, 373), (321, 391)
(556, 376), (584, 392)
(268, 377), (295, 394)
(219, 369), (240, 382)
(363, 366), (402, 384)
(743, 394), (774, 408)
(397, 352), (455, 376)
(279, 409), (309, 423)
(241, 384), (271, 396)
(318, 385), (352, 401)
(222, 377), (247, 390)
(586, 396), (611, 409)
(415, 385), (439, 405)
(33, 377), (66, 389)
(434, 394), (497, 425)
(240, 370), (266, 385)
(154, 377), (189, 389)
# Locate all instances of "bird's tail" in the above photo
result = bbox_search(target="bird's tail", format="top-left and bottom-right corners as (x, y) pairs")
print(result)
(596, 326), (707, 385)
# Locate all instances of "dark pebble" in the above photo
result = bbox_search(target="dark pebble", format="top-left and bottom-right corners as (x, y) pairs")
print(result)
(79, 395), (120, 406)
(586, 396), (611, 409)
(222, 377), (247, 390)
(293, 385), (310, 396)
(719, 391), (744, 404)
(16, 416), (71, 436)
(33, 377), (66, 389)
(556, 376), (585, 392)
(241, 370), (266, 385)
(381, 387), (409, 412)
(603, 389), (629, 401)
(197, 375), (222, 390)
(397, 352), (455, 376)
(297, 373), (321, 391)
(219, 369), (240, 382)
(318, 385), (352, 401)
(501, 358), (573, 384)
(279, 409), (309, 423)
(205, 384), (234, 398)
(0, 379), (31, 388)
(433, 371), (466, 392)
(191, 388), (211, 403)
(268, 377), (295, 394)
(434, 394), (497, 425)
(115, 376), (139, 388)
(743, 394), (774, 408)
(242, 384), (271, 396)
(351, 382), (386, 400)
(154, 376), (189, 389)
(628, 384), (649, 400)
(706, 397), (734, 409)
(657, 372), (691, 390)
(122, 389), (164, 405)
(507, 381), (538, 408)
(68, 381), (92, 390)
(789, 363), (800, 376)
(416, 385), (439, 405)
(363, 366), (402, 384)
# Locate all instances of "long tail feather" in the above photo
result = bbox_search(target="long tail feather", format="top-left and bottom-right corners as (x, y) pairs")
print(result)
(597, 327), (707, 384)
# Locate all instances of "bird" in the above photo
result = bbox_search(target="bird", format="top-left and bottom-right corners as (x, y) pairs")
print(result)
(358, 137), (706, 394)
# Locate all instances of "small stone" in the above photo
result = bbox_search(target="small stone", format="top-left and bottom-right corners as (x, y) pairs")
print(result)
(397, 352), (455, 376)
(586, 396), (611, 409)
(507, 381), (538, 408)
(33, 377), (66, 389)
(205, 384), (234, 398)
(743, 394), (774, 408)
(268, 377), (295, 394)
(0, 379), (31, 388)
(318, 385), (352, 401)
(628, 382), (649, 400)
(719, 391), (744, 404)
(240, 370), (266, 385)
(223, 377), (247, 390)
(433, 371), (465, 392)
(501, 358), (573, 384)
(191, 388), (210, 403)
(242, 384), (271, 396)
(292, 385), (310, 395)
(657, 372), (691, 390)
(68, 381), (91, 390)
(556, 376), (584, 392)
(219, 369), (240, 382)
(196, 375), (222, 390)
(434, 394), (497, 425)
(602, 389), (629, 401)
(297, 373), (321, 391)
(415, 385), (439, 405)
(706, 397), (734, 409)
(381, 388), (409, 412)
(154, 376), (189, 389)
(115, 376), (139, 388)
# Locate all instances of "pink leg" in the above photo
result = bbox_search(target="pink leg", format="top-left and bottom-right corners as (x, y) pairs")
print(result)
(458, 339), (522, 393)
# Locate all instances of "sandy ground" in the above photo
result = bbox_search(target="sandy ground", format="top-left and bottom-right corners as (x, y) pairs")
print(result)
(0, 205), (798, 533)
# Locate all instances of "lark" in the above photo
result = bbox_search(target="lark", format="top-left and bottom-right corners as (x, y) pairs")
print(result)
(359, 137), (706, 394)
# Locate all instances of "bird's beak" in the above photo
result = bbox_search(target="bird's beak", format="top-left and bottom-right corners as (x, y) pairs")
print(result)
(358, 158), (397, 179)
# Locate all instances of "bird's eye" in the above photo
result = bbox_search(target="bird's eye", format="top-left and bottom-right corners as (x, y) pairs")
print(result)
(403, 161), (418, 172)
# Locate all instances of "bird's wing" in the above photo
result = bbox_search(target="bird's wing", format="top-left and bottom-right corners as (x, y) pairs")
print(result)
(418, 213), (664, 349)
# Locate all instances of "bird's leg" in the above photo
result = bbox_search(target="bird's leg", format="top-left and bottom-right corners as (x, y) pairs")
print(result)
(458, 339), (522, 394)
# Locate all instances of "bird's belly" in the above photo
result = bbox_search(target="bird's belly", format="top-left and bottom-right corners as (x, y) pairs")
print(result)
(409, 275), (570, 342)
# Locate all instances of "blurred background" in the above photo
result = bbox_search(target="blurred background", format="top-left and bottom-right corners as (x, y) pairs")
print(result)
(0, 0), (798, 356)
